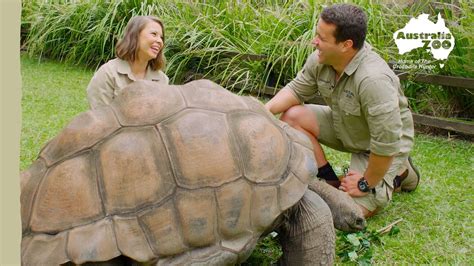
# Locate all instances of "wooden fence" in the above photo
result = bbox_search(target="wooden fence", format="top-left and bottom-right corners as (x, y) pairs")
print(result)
(216, 52), (474, 136)
(391, 65), (474, 136)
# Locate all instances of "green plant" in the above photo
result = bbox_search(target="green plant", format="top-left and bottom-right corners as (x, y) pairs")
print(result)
(243, 233), (282, 265)
(337, 223), (401, 265)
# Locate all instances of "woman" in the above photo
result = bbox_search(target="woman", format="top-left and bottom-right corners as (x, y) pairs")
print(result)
(87, 16), (169, 109)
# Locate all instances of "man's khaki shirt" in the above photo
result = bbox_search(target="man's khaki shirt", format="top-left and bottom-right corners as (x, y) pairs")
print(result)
(86, 58), (169, 109)
(284, 44), (414, 157)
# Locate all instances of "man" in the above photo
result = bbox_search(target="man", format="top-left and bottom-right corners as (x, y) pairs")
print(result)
(265, 4), (420, 218)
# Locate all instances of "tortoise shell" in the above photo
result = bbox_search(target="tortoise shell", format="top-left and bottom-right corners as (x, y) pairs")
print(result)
(20, 79), (317, 265)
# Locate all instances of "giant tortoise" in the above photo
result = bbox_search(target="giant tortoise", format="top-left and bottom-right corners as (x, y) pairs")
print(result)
(20, 79), (365, 265)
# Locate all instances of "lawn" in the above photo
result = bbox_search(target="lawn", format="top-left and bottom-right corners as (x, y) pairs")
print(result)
(20, 55), (473, 264)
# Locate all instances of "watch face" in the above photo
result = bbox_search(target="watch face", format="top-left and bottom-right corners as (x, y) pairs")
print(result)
(358, 178), (370, 192)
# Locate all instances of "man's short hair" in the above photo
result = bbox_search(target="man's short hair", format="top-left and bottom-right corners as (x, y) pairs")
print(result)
(320, 4), (367, 50)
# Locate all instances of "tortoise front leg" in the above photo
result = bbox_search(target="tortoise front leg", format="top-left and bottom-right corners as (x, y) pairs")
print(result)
(276, 190), (335, 266)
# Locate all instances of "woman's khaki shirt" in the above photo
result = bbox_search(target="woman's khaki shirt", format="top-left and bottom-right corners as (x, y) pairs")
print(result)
(86, 58), (169, 109)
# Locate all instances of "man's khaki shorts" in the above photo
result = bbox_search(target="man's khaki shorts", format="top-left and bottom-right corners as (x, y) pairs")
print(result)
(306, 104), (408, 212)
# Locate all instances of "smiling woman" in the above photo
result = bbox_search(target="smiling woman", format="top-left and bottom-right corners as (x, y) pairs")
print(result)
(86, 16), (169, 109)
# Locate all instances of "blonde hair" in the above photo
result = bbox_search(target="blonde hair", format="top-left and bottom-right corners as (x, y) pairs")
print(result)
(115, 16), (166, 71)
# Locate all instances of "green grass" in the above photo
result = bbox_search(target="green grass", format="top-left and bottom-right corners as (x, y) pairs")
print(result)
(20, 55), (473, 264)
(325, 136), (474, 264)
(362, 136), (473, 264)
(20, 55), (91, 170)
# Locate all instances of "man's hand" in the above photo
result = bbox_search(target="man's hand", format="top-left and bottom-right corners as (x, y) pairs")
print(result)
(340, 153), (393, 198)
(340, 170), (368, 197)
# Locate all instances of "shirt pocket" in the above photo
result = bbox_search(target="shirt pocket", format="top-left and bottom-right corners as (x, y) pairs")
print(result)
(317, 81), (332, 98)
(340, 100), (368, 142)
(341, 100), (361, 116)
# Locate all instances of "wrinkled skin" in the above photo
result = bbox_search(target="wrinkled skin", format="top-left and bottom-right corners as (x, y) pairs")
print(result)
(308, 179), (366, 232)
(276, 190), (335, 266)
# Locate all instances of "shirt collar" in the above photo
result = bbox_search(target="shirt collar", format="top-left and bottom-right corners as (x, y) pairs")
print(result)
(117, 58), (132, 75)
(145, 65), (164, 81)
(343, 42), (371, 76)
(116, 58), (163, 82)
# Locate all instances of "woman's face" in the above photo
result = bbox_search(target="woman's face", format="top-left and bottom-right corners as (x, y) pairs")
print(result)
(137, 20), (163, 62)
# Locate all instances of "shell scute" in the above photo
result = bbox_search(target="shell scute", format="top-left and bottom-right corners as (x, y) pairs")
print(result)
(251, 185), (280, 231)
(139, 200), (187, 256)
(289, 142), (318, 184)
(216, 179), (252, 239)
(40, 107), (120, 166)
(30, 153), (103, 233)
(110, 80), (186, 126)
(21, 231), (69, 265)
(98, 127), (175, 214)
(279, 172), (308, 211)
(20, 159), (47, 232)
(67, 218), (120, 264)
(159, 110), (241, 189)
(113, 216), (155, 261)
(176, 189), (217, 248)
(179, 79), (248, 112)
(228, 112), (289, 183)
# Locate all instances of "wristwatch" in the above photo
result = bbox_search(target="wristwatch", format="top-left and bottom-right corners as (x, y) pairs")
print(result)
(357, 177), (371, 193)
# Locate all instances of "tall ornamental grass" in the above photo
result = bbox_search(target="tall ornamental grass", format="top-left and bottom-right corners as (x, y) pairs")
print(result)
(21, 0), (474, 118)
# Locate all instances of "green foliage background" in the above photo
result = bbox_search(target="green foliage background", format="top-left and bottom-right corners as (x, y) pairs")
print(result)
(21, 0), (474, 119)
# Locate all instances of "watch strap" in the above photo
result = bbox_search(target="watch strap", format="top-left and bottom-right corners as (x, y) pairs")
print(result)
(358, 177), (376, 194)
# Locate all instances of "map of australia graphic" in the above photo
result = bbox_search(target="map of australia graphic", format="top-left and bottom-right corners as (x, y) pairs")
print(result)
(393, 13), (455, 67)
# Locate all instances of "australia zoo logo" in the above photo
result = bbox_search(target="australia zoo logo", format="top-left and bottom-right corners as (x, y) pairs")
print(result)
(393, 13), (455, 69)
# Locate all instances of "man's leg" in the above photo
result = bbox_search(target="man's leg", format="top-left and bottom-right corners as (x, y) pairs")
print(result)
(280, 104), (347, 187)
(350, 153), (408, 218)
(280, 105), (327, 166)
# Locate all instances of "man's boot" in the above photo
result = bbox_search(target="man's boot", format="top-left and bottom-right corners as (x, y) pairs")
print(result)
(394, 156), (420, 192)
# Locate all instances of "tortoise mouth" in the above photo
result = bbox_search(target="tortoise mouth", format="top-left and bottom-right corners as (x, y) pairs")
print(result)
(350, 217), (367, 231)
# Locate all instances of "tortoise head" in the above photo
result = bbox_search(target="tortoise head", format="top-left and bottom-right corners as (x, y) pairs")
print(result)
(308, 180), (366, 232)
(333, 192), (367, 232)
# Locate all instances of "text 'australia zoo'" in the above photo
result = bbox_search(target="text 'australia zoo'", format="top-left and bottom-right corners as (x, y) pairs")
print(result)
(395, 31), (453, 49)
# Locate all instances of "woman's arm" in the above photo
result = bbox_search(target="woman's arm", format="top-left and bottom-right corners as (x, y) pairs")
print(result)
(86, 66), (116, 109)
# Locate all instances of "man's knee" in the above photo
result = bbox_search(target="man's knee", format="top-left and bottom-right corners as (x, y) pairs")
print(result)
(280, 105), (305, 124)
(281, 105), (320, 136)
(353, 185), (392, 219)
